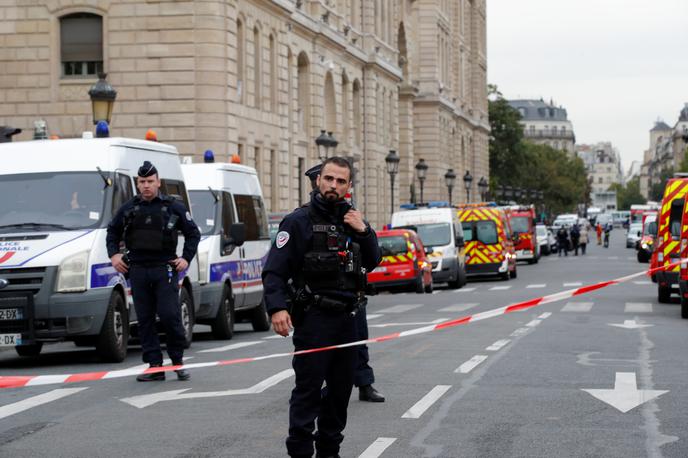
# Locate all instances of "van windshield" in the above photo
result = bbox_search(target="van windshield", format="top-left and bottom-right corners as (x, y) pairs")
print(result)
(378, 236), (409, 256)
(0, 172), (108, 232)
(409, 223), (451, 247)
(511, 216), (529, 234)
(188, 190), (217, 236)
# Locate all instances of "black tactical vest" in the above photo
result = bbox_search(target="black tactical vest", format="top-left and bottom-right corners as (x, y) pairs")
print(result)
(300, 206), (366, 293)
(124, 199), (178, 253)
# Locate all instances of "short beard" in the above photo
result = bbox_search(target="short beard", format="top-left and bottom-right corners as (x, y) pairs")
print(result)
(323, 191), (339, 202)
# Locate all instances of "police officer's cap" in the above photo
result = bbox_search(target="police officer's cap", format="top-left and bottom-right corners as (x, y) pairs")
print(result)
(138, 161), (158, 177)
(304, 163), (322, 181)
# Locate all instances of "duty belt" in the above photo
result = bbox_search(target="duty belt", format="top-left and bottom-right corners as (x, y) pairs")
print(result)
(312, 295), (354, 313)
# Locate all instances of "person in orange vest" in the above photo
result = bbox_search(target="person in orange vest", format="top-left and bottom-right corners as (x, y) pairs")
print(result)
(596, 222), (603, 245)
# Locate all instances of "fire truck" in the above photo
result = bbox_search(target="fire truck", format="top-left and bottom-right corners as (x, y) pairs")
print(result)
(507, 205), (540, 264)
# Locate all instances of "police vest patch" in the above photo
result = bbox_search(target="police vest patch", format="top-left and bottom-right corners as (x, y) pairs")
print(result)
(276, 231), (290, 249)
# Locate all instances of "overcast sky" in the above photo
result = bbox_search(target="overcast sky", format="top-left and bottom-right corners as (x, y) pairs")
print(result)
(487, 0), (688, 173)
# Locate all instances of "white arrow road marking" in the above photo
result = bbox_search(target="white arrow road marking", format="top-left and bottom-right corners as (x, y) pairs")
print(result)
(624, 302), (653, 313)
(0, 388), (88, 420)
(120, 369), (295, 409)
(438, 303), (478, 312)
(486, 339), (510, 351)
(454, 355), (488, 374)
(198, 341), (264, 353)
(582, 372), (668, 413)
(561, 302), (593, 312)
(377, 304), (424, 313)
(359, 437), (397, 458)
(609, 320), (654, 330)
(369, 318), (447, 328)
(402, 385), (451, 419)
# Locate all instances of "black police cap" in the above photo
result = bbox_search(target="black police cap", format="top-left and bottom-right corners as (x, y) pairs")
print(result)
(138, 161), (158, 177)
(304, 163), (322, 181)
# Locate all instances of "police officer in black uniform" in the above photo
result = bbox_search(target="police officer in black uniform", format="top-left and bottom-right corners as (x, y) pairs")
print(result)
(304, 163), (385, 403)
(106, 161), (200, 381)
(263, 157), (381, 458)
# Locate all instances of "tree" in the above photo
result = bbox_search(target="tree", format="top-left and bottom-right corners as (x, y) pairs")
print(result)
(488, 86), (526, 187)
(608, 176), (646, 210)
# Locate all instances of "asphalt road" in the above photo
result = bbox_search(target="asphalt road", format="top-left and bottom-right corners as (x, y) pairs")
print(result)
(1, 232), (687, 458)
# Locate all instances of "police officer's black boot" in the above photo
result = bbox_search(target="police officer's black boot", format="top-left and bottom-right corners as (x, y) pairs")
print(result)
(136, 363), (165, 382)
(359, 384), (385, 402)
(173, 360), (190, 381)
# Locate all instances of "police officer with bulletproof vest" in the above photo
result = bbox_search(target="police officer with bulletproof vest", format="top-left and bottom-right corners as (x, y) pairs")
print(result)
(304, 163), (385, 404)
(263, 157), (381, 458)
(106, 161), (200, 381)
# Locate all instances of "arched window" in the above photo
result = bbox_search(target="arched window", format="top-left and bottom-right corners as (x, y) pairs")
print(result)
(353, 79), (362, 146)
(297, 52), (310, 133)
(269, 33), (277, 111)
(253, 25), (262, 109)
(237, 18), (245, 103)
(60, 13), (103, 77)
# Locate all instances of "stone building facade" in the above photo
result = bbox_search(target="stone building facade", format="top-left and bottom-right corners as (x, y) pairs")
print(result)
(507, 99), (575, 156)
(0, 0), (489, 229)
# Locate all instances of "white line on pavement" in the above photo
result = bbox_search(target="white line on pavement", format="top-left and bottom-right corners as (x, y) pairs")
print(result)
(377, 304), (424, 313)
(538, 312), (552, 319)
(366, 314), (383, 320)
(624, 302), (653, 313)
(358, 438), (397, 458)
(198, 341), (264, 353)
(525, 319), (542, 327)
(489, 286), (511, 291)
(369, 319), (447, 328)
(486, 339), (510, 351)
(561, 302), (594, 312)
(454, 287), (476, 292)
(0, 388), (88, 420)
(401, 385), (452, 419)
(510, 328), (530, 337)
(526, 284), (546, 289)
(438, 303), (479, 312)
(563, 282), (582, 287)
(454, 355), (488, 374)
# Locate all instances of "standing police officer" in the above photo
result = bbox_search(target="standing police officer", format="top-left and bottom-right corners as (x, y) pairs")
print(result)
(304, 163), (385, 403)
(106, 161), (200, 381)
(263, 157), (381, 458)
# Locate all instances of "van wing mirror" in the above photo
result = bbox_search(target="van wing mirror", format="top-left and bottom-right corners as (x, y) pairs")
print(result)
(424, 246), (434, 255)
(224, 223), (246, 248)
(455, 235), (465, 247)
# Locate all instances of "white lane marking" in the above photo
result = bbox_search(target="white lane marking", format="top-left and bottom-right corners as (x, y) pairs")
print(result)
(366, 314), (383, 320)
(582, 372), (668, 413)
(401, 385), (452, 419)
(525, 319), (542, 327)
(198, 341), (264, 353)
(511, 327), (530, 337)
(563, 282), (582, 287)
(454, 287), (476, 292)
(377, 304), (424, 313)
(538, 312), (552, 319)
(561, 302), (594, 312)
(370, 318), (447, 328)
(489, 286), (511, 291)
(624, 302), (653, 313)
(0, 388), (88, 420)
(486, 339), (510, 351)
(454, 355), (488, 374)
(633, 281), (652, 285)
(438, 303), (479, 312)
(526, 284), (546, 289)
(358, 437), (397, 458)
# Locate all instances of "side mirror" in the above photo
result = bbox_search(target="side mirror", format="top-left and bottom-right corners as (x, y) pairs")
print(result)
(637, 230), (641, 237)
(455, 236), (465, 247)
(424, 246), (434, 255)
(224, 222), (246, 249)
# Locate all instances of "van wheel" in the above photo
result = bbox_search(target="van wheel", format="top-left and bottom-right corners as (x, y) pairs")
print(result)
(251, 300), (271, 332)
(415, 275), (425, 294)
(96, 292), (128, 363)
(179, 287), (194, 348)
(424, 280), (433, 294)
(510, 267), (517, 279)
(211, 286), (235, 340)
(448, 267), (464, 289)
(15, 343), (43, 357)
(658, 284), (671, 303)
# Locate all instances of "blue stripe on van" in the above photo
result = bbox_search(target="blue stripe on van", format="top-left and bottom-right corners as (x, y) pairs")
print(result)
(91, 262), (126, 288)
(209, 254), (268, 284)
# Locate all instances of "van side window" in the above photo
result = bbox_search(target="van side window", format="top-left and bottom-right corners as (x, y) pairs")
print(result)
(669, 199), (683, 239)
(160, 179), (191, 211)
(221, 192), (236, 236)
(235, 194), (269, 241)
(112, 173), (133, 215)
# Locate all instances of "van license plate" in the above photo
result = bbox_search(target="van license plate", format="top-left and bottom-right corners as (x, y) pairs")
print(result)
(0, 308), (22, 320)
(0, 334), (21, 347)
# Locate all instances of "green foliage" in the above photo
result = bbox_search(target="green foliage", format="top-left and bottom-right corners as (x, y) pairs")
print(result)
(608, 176), (645, 210)
(678, 147), (688, 173)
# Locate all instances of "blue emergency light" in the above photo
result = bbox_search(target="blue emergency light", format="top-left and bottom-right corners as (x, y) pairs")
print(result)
(95, 121), (109, 138)
(204, 150), (215, 163)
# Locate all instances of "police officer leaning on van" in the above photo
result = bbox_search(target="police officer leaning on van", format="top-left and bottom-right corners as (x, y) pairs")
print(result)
(263, 156), (381, 458)
(106, 161), (200, 382)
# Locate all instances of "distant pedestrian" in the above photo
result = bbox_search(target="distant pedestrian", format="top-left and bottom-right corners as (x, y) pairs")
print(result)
(570, 224), (581, 255)
(579, 224), (589, 255)
(557, 226), (569, 257)
(596, 223), (603, 245)
(603, 223), (612, 248)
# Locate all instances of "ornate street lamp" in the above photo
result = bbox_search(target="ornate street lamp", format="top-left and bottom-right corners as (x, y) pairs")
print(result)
(88, 72), (117, 125)
(315, 130), (330, 161)
(478, 177), (488, 202)
(415, 158), (428, 204)
(463, 170), (473, 203)
(385, 150), (400, 215)
(327, 131), (338, 153)
(444, 168), (457, 205)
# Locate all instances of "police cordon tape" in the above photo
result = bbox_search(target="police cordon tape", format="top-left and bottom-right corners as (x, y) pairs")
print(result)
(0, 261), (679, 390)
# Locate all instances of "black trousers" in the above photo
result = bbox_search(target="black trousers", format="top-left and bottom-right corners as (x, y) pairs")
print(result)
(287, 307), (357, 458)
(129, 264), (186, 365)
(354, 303), (374, 387)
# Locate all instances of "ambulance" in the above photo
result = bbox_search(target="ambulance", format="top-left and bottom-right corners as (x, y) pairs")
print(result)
(508, 205), (540, 264)
(0, 136), (200, 361)
(458, 203), (517, 280)
(181, 161), (271, 339)
(650, 174), (688, 303)
(391, 203), (467, 288)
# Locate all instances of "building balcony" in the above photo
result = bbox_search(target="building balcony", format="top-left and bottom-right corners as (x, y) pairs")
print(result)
(524, 130), (575, 140)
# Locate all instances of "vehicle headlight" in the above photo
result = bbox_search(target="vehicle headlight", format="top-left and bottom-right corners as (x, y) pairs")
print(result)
(641, 243), (649, 250)
(198, 250), (209, 284)
(56, 250), (89, 293)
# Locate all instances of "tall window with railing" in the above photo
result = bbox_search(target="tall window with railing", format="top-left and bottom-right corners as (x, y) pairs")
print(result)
(60, 13), (103, 78)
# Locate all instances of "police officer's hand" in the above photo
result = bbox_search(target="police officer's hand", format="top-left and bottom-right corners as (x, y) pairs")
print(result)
(271, 310), (292, 336)
(110, 254), (128, 274)
(172, 257), (189, 272)
(344, 209), (367, 233)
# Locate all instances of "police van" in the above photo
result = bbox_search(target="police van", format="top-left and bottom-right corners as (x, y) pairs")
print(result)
(181, 161), (271, 339)
(391, 203), (467, 288)
(0, 137), (200, 361)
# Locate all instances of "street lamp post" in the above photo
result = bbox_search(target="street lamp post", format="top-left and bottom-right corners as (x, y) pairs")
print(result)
(478, 177), (488, 202)
(415, 158), (428, 204)
(444, 169), (457, 206)
(463, 170), (473, 203)
(385, 150), (400, 216)
(88, 72), (117, 125)
(315, 130), (330, 161)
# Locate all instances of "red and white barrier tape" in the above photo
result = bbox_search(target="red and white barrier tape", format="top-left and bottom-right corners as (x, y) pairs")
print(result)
(0, 262), (676, 390)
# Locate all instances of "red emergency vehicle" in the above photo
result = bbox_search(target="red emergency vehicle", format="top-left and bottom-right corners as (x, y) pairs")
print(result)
(367, 229), (433, 293)
(508, 205), (540, 264)
(636, 211), (657, 263)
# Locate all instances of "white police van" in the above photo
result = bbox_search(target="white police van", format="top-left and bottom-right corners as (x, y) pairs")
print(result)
(181, 161), (271, 339)
(0, 137), (200, 361)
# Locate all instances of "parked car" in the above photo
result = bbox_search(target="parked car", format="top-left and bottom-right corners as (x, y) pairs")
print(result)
(626, 222), (643, 248)
(367, 229), (433, 293)
(536, 224), (555, 255)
